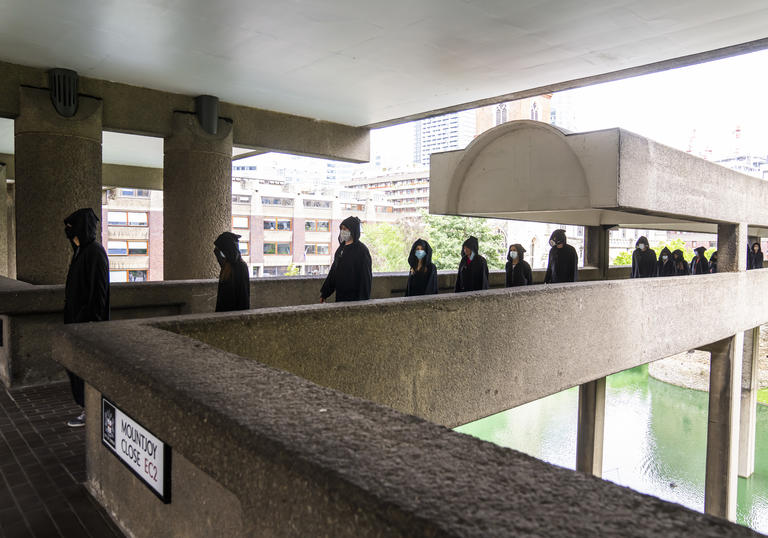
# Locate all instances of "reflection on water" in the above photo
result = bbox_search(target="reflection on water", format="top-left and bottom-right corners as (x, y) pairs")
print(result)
(455, 364), (768, 533)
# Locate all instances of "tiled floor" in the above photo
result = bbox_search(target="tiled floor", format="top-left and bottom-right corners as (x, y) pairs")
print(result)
(0, 382), (124, 538)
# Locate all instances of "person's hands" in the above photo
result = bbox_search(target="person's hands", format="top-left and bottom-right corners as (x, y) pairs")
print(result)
(319, 297), (325, 303)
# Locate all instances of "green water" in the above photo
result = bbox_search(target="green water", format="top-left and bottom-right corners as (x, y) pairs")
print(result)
(456, 365), (768, 533)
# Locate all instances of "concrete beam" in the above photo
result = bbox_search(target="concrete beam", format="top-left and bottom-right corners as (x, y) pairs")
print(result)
(739, 326), (760, 478)
(576, 377), (606, 477)
(102, 163), (162, 190)
(157, 270), (768, 428)
(0, 60), (369, 163)
(703, 334), (743, 522)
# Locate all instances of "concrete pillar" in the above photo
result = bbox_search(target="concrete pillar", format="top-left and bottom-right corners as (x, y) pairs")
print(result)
(14, 87), (102, 284)
(576, 377), (606, 477)
(585, 226), (609, 278)
(739, 326), (760, 478)
(163, 112), (233, 280)
(6, 181), (15, 279)
(717, 223), (747, 273)
(704, 334), (744, 521)
(0, 165), (7, 277)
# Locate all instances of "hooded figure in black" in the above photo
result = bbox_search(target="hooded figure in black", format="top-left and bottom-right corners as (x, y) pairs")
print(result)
(709, 251), (718, 274)
(320, 216), (372, 302)
(406, 238), (438, 296)
(655, 247), (676, 277)
(544, 229), (578, 284)
(63, 208), (110, 427)
(455, 236), (489, 292)
(748, 242), (764, 270)
(505, 243), (533, 287)
(631, 236), (657, 278)
(672, 249), (689, 276)
(690, 246), (709, 275)
(214, 232), (250, 312)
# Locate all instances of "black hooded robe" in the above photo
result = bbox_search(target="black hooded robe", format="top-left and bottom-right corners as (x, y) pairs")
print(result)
(63, 208), (110, 409)
(655, 247), (676, 277)
(672, 250), (689, 276)
(748, 243), (764, 270)
(321, 216), (373, 302)
(406, 239), (438, 297)
(631, 236), (657, 278)
(214, 232), (251, 312)
(544, 229), (578, 284)
(455, 236), (489, 292)
(690, 248), (709, 275)
(505, 244), (533, 287)
(709, 251), (718, 274)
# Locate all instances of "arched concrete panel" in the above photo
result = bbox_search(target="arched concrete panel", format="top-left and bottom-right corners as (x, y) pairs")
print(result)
(447, 120), (590, 215)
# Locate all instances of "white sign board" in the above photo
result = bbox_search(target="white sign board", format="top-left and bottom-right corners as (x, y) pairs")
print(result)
(102, 397), (171, 502)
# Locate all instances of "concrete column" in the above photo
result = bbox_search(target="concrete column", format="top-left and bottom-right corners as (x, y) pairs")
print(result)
(163, 112), (233, 280)
(14, 87), (102, 284)
(739, 326), (760, 478)
(6, 181), (15, 279)
(576, 377), (606, 477)
(704, 334), (743, 521)
(717, 223), (747, 273)
(0, 164), (7, 277)
(585, 226), (609, 278)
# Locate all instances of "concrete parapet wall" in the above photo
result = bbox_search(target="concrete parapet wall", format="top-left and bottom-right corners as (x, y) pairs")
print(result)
(54, 311), (757, 537)
(0, 267), (623, 387)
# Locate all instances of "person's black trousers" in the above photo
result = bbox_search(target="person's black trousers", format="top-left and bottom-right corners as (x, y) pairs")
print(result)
(66, 370), (85, 408)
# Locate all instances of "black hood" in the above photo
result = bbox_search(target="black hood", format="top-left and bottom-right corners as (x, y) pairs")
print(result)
(549, 229), (567, 246)
(710, 250), (718, 263)
(214, 232), (242, 263)
(694, 246), (707, 257)
(659, 247), (673, 260)
(752, 242), (762, 253)
(672, 249), (684, 260)
(508, 243), (526, 262)
(340, 216), (361, 243)
(64, 208), (100, 248)
(635, 236), (649, 249)
(408, 238), (433, 269)
(462, 236), (479, 257)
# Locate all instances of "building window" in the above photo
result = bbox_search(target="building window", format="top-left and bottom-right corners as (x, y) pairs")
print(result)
(495, 103), (508, 125)
(119, 189), (151, 198)
(108, 211), (148, 227)
(239, 241), (249, 256)
(530, 102), (539, 121)
(261, 196), (293, 207)
(375, 206), (393, 213)
(303, 199), (332, 208)
(232, 194), (252, 204)
(341, 203), (365, 211)
(264, 218), (292, 231)
(108, 241), (127, 255)
(128, 241), (148, 255)
(109, 270), (148, 283)
(263, 242), (292, 255)
(262, 266), (290, 276)
(304, 244), (330, 255)
(305, 264), (330, 275)
(304, 220), (330, 232)
(233, 216), (250, 229)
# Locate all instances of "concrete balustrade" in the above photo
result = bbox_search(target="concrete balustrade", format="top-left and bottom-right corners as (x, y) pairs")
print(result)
(54, 302), (758, 538)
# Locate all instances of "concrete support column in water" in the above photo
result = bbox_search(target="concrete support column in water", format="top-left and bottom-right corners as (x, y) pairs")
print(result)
(739, 326), (760, 478)
(576, 377), (606, 477)
(15, 87), (103, 284)
(163, 112), (233, 280)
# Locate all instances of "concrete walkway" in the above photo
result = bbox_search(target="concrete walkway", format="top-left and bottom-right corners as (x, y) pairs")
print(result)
(0, 382), (123, 537)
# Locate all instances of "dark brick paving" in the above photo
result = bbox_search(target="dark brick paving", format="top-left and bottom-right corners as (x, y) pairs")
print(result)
(0, 382), (124, 538)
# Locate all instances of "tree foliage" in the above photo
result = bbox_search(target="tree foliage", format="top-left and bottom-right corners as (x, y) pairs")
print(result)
(362, 222), (410, 273)
(422, 213), (507, 270)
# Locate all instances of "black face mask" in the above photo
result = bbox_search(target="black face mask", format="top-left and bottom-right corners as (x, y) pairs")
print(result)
(64, 226), (76, 240)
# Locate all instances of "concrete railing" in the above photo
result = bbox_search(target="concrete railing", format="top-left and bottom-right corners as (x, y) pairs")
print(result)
(0, 266), (626, 387)
(54, 293), (758, 537)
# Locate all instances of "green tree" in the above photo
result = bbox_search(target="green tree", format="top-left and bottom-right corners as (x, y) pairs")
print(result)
(423, 213), (506, 270)
(363, 222), (410, 273)
(284, 263), (301, 276)
(613, 251), (633, 266)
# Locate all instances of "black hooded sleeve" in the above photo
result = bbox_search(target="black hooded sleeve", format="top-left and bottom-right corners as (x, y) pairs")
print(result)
(570, 246), (579, 282)
(631, 250), (638, 279)
(481, 258), (489, 290)
(544, 250), (554, 284)
(505, 262), (513, 287)
(357, 244), (373, 300)
(521, 261), (533, 285)
(78, 244), (110, 322)
(427, 265), (438, 294)
(455, 259), (464, 292)
(320, 249), (339, 299)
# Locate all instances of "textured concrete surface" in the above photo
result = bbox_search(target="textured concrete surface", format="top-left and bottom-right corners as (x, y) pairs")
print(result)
(0, 60), (369, 162)
(102, 163), (163, 190)
(164, 113), (233, 280)
(0, 165), (6, 277)
(53, 320), (762, 537)
(163, 270), (768, 428)
(15, 87), (102, 285)
(6, 181), (15, 279)
(0, 267), (625, 388)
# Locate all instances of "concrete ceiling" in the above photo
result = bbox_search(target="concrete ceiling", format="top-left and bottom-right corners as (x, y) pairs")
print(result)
(1, 0), (767, 127)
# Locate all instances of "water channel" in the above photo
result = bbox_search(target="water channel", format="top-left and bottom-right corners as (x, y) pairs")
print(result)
(456, 364), (768, 533)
